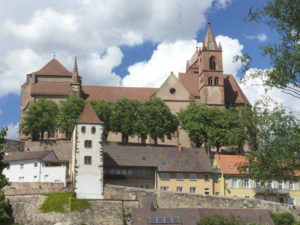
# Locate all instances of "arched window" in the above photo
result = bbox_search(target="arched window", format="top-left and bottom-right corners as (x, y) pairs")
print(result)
(208, 77), (213, 86)
(209, 56), (216, 70)
(214, 77), (219, 86)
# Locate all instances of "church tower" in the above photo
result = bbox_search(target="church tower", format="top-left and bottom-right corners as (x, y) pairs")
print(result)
(72, 103), (104, 199)
(70, 57), (82, 97)
(186, 23), (225, 106)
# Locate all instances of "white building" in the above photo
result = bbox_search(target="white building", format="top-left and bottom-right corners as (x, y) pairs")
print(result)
(72, 103), (104, 199)
(3, 150), (67, 186)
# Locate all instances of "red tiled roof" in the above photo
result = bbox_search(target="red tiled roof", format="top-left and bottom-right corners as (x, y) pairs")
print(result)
(3, 151), (53, 162)
(82, 86), (158, 102)
(179, 73), (199, 98)
(34, 58), (72, 76)
(77, 102), (104, 125)
(31, 82), (70, 96)
(215, 154), (247, 175)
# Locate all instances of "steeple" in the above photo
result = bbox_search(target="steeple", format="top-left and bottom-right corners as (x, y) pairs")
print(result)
(73, 56), (78, 74)
(203, 23), (218, 51)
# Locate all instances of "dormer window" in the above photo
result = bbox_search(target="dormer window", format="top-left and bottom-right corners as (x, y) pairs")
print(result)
(208, 77), (213, 86)
(214, 77), (219, 86)
(209, 56), (216, 70)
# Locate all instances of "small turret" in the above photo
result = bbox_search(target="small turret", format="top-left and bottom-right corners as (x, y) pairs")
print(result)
(71, 56), (81, 97)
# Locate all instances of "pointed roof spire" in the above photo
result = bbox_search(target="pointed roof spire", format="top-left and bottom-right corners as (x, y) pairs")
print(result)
(73, 56), (78, 73)
(203, 22), (218, 50)
(77, 103), (104, 125)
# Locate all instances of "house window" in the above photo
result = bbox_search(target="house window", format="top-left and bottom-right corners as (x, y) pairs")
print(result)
(122, 169), (127, 175)
(208, 77), (213, 86)
(145, 185), (150, 189)
(20, 164), (24, 169)
(44, 175), (49, 180)
(169, 88), (176, 94)
(288, 197), (295, 205)
(190, 187), (196, 193)
(84, 140), (92, 148)
(214, 77), (219, 86)
(215, 192), (220, 196)
(289, 182), (294, 190)
(33, 176), (38, 180)
(255, 181), (261, 188)
(91, 126), (96, 134)
(176, 173), (183, 180)
(48, 130), (54, 138)
(142, 156), (147, 161)
(243, 179), (250, 188)
(127, 170), (133, 175)
(176, 187), (183, 192)
(231, 178), (238, 188)
(18, 177), (24, 182)
(204, 174), (209, 181)
(34, 162), (38, 167)
(84, 156), (92, 165)
(160, 173), (170, 180)
(189, 173), (197, 180)
(267, 180), (273, 189)
(161, 161), (167, 166)
(209, 56), (216, 70)
(278, 181), (283, 190)
(109, 169), (115, 174)
(81, 126), (86, 133)
(116, 169), (121, 175)
(205, 188), (209, 195)
(160, 186), (169, 191)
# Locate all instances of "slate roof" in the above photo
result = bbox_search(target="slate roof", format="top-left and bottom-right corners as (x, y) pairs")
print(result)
(31, 82), (70, 96)
(3, 150), (53, 162)
(131, 208), (274, 225)
(77, 103), (104, 125)
(103, 144), (213, 173)
(34, 58), (72, 76)
(82, 86), (158, 102)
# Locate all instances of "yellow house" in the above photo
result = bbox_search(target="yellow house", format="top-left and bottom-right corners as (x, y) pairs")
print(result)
(213, 154), (300, 205)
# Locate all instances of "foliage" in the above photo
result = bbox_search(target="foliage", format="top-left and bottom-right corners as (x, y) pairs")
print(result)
(20, 98), (58, 140)
(110, 98), (141, 142)
(270, 211), (296, 225)
(39, 192), (90, 213)
(57, 96), (85, 133)
(0, 127), (11, 224)
(197, 214), (244, 225)
(143, 98), (178, 144)
(239, 97), (300, 182)
(90, 99), (112, 140)
(178, 103), (247, 152)
(236, 0), (300, 98)
(123, 209), (131, 225)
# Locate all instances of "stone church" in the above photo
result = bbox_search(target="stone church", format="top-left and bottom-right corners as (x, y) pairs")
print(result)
(19, 24), (250, 151)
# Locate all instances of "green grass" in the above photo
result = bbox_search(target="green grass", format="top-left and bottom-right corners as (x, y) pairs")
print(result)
(39, 192), (90, 213)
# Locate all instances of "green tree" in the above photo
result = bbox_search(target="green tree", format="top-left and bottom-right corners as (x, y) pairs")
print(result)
(236, 0), (300, 98)
(57, 96), (85, 134)
(197, 214), (244, 225)
(239, 97), (300, 182)
(90, 99), (112, 140)
(270, 211), (296, 225)
(110, 98), (141, 143)
(20, 98), (58, 140)
(0, 127), (11, 224)
(143, 98), (178, 144)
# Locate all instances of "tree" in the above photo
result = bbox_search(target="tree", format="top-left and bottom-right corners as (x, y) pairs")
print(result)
(110, 98), (141, 143)
(178, 103), (245, 152)
(236, 0), (300, 98)
(90, 99), (112, 140)
(20, 98), (58, 140)
(0, 127), (11, 224)
(197, 214), (244, 225)
(239, 97), (300, 182)
(270, 211), (296, 225)
(143, 98), (178, 144)
(57, 96), (85, 135)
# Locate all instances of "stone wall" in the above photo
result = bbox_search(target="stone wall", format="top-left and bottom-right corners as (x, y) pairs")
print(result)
(3, 139), (24, 152)
(7, 195), (123, 225)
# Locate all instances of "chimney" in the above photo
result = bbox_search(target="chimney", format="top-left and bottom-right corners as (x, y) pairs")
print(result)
(178, 143), (182, 152)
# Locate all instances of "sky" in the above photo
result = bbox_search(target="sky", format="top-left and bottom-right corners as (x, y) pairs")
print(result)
(0, 0), (298, 140)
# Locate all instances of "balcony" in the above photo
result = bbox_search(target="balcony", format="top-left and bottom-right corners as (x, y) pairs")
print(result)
(254, 187), (289, 194)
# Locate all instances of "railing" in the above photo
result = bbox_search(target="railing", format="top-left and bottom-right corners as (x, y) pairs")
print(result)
(254, 187), (289, 194)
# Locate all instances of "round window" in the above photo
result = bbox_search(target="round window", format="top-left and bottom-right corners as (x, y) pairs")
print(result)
(169, 88), (176, 94)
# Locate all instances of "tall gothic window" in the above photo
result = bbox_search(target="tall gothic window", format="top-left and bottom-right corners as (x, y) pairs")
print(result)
(214, 77), (219, 86)
(208, 77), (213, 86)
(209, 56), (216, 70)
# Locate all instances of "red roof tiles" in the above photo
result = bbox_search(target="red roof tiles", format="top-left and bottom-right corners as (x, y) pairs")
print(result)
(77, 103), (104, 125)
(34, 58), (72, 76)
(179, 73), (199, 98)
(31, 82), (70, 96)
(215, 154), (247, 175)
(82, 86), (158, 102)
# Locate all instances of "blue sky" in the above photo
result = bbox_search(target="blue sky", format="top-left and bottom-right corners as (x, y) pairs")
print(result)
(0, 0), (297, 140)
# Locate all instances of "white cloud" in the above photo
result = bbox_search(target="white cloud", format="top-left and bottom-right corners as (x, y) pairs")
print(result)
(245, 33), (268, 42)
(122, 35), (244, 87)
(240, 68), (300, 113)
(5, 123), (19, 140)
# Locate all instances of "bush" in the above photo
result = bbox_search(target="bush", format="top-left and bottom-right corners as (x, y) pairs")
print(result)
(270, 211), (296, 225)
